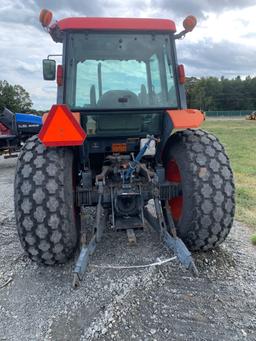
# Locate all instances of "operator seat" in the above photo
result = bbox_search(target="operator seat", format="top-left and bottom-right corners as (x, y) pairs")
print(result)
(97, 90), (139, 108)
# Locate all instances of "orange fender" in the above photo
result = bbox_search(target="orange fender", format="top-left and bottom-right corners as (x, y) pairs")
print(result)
(167, 109), (205, 129)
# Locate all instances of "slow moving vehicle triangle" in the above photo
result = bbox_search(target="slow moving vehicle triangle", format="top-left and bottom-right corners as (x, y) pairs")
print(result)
(39, 104), (86, 146)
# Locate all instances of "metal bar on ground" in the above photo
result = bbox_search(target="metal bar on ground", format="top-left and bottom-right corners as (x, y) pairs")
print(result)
(72, 235), (97, 288)
(96, 194), (104, 242)
(127, 229), (137, 245)
(73, 181), (107, 288)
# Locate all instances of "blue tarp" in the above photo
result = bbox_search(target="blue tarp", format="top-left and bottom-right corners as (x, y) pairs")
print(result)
(16, 113), (42, 125)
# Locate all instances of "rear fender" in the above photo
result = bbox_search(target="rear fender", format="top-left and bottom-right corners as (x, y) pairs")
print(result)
(167, 109), (205, 129)
(158, 109), (205, 163)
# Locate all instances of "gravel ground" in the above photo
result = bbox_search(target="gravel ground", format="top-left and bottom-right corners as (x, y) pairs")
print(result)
(0, 155), (256, 341)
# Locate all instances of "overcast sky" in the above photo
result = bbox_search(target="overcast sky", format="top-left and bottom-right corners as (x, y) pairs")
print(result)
(0, 0), (255, 109)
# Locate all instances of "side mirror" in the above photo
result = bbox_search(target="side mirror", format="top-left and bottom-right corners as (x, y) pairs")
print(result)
(42, 59), (56, 80)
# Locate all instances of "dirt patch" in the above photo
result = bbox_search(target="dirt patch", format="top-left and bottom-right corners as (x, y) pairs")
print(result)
(0, 156), (255, 340)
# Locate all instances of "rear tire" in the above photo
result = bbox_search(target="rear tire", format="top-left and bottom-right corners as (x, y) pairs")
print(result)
(14, 135), (78, 265)
(163, 129), (235, 251)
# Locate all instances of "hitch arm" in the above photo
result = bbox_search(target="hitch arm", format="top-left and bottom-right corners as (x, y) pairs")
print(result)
(72, 181), (106, 288)
(144, 205), (198, 276)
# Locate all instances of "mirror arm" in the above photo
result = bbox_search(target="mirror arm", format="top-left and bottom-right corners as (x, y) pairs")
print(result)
(174, 30), (187, 40)
(47, 54), (62, 59)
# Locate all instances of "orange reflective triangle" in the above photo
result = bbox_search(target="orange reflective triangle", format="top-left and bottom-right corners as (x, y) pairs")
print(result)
(38, 105), (86, 146)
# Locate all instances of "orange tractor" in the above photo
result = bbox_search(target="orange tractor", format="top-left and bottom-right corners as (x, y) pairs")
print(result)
(14, 10), (235, 287)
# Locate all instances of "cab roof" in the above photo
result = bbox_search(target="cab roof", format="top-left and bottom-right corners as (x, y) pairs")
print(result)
(50, 17), (176, 42)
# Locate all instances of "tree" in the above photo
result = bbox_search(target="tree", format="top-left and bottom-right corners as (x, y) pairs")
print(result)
(185, 76), (256, 111)
(0, 80), (33, 113)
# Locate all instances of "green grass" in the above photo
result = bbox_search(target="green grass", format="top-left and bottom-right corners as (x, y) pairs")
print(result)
(251, 234), (256, 245)
(202, 119), (256, 232)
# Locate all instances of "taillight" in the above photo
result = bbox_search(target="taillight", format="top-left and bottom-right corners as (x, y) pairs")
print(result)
(57, 65), (63, 86)
(178, 64), (186, 84)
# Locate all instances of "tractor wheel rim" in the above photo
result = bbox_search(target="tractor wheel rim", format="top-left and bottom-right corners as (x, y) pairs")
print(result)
(166, 159), (183, 221)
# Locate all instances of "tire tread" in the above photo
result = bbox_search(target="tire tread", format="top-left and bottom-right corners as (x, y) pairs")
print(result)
(14, 136), (77, 264)
(164, 129), (235, 251)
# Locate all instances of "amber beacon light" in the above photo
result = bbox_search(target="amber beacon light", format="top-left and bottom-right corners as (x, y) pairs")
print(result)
(39, 9), (53, 27)
(183, 15), (197, 32)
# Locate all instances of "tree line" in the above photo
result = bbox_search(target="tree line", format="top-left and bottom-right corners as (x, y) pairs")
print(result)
(1, 76), (256, 114)
(185, 76), (256, 111)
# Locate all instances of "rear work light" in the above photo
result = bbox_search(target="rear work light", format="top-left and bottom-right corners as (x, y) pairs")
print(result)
(38, 104), (86, 147)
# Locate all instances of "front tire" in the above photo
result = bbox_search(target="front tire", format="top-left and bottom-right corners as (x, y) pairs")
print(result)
(163, 129), (235, 251)
(14, 135), (78, 264)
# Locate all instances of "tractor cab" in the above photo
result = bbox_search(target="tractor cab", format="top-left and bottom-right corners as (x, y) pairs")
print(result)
(40, 15), (200, 168)
(41, 16), (196, 142)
